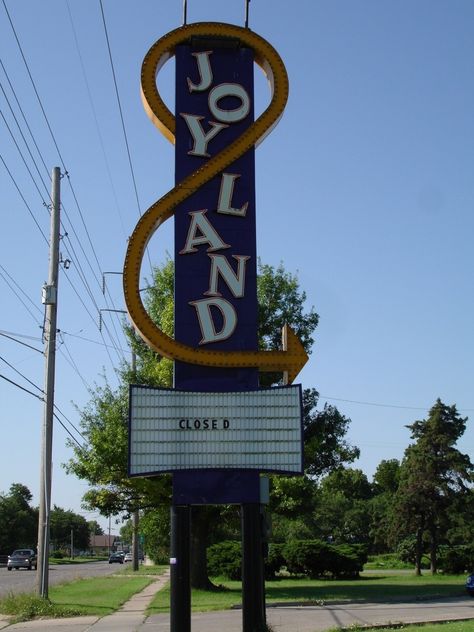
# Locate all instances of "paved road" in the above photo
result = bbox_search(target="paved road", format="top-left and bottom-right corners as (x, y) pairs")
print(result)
(0, 561), (120, 598)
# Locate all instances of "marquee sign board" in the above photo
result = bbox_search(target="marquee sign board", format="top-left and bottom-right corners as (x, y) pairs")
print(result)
(128, 384), (303, 476)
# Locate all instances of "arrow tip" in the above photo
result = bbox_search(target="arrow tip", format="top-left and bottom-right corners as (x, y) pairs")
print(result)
(281, 324), (309, 384)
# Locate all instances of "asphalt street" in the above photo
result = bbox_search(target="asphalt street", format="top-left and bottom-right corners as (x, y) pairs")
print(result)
(0, 561), (119, 598)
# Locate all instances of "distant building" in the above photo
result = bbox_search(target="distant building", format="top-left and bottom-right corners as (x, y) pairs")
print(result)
(89, 533), (118, 556)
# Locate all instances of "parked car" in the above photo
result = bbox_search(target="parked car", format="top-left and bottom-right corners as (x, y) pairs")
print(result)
(108, 552), (124, 564)
(7, 549), (37, 571)
(466, 574), (474, 596)
(124, 552), (133, 562)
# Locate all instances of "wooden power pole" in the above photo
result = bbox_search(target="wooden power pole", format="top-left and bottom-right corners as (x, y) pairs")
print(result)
(37, 167), (61, 598)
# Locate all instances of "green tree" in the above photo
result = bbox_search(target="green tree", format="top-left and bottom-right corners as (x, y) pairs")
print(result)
(369, 459), (401, 553)
(50, 507), (90, 552)
(0, 484), (37, 553)
(372, 459), (400, 494)
(0, 483), (37, 553)
(66, 259), (356, 588)
(88, 520), (104, 536)
(390, 399), (473, 574)
(312, 468), (373, 544)
(270, 390), (360, 541)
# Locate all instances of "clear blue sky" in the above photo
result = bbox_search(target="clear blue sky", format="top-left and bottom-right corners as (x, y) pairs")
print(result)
(1, 0), (473, 535)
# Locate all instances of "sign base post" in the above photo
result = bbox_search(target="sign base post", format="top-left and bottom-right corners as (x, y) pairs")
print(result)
(170, 504), (191, 632)
(242, 503), (266, 632)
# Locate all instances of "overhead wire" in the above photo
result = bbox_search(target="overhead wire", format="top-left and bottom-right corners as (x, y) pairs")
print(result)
(2, 0), (127, 367)
(98, 0), (153, 274)
(0, 371), (43, 400)
(0, 263), (43, 324)
(0, 57), (50, 178)
(0, 331), (43, 353)
(320, 395), (474, 414)
(0, 151), (49, 244)
(0, 357), (86, 447)
(65, 0), (127, 241)
(58, 332), (91, 391)
(0, 353), (43, 395)
(1, 31), (122, 364)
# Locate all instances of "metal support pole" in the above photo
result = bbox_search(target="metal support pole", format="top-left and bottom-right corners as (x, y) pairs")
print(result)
(245, 0), (250, 28)
(170, 504), (191, 632)
(36, 167), (61, 598)
(132, 509), (139, 571)
(242, 503), (266, 632)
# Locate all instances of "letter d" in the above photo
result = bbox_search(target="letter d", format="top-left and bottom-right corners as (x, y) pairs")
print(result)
(189, 298), (237, 344)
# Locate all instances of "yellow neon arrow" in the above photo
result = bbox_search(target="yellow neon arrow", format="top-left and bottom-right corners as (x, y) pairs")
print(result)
(123, 22), (308, 384)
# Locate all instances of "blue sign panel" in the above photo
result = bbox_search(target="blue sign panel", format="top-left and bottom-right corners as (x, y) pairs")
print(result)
(174, 43), (258, 392)
(173, 41), (259, 502)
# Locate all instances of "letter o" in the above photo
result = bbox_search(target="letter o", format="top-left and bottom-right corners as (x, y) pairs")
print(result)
(209, 83), (250, 123)
(194, 419), (201, 429)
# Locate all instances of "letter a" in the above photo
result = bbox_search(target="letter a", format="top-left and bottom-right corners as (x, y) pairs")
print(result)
(179, 210), (230, 254)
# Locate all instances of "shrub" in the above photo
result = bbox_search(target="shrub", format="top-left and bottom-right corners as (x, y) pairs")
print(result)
(207, 540), (241, 580)
(283, 539), (330, 578)
(265, 543), (285, 579)
(438, 545), (474, 574)
(283, 539), (367, 579)
(331, 544), (367, 578)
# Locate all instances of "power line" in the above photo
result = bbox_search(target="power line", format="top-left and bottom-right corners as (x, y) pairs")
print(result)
(0, 262), (43, 319)
(0, 57), (50, 178)
(65, 0), (127, 241)
(0, 331), (43, 353)
(99, 0), (153, 274)
(0, 151), (48, 244)
(320, 395), (474, 413)
(61, 330), (130, 354)
(2, 0), (126, 367)
(0, 353), (43, 394)
(0, 371), (43, 401)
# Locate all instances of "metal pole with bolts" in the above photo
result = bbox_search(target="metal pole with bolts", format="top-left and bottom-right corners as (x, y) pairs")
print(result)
(36, 167), (61, 598)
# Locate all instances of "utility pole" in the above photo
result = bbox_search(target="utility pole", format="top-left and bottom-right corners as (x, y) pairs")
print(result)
(37, 167), (61, 598)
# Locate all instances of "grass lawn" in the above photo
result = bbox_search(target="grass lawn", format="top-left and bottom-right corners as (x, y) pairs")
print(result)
(50, 574), (154, 614)
(116, 564), (169, 576)
(148, 572), (468, 614)
(49, 557), (108, 565)
(0, 573), (155, 622)
(370, 623), (474, 632)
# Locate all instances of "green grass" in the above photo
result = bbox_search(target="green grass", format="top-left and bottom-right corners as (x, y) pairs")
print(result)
(115, 563), (168, 576)
(364, 553), (415, 570)
(49, 556), (108, 565)
(0, 574), (154, 623)
(345, 623), (474, 632)
(148, 572), (468, 614)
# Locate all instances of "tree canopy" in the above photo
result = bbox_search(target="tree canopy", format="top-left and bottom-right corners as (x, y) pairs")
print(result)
(65, 258), (361, 587)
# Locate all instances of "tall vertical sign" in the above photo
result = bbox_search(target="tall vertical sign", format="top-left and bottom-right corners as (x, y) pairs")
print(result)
(174, 43), (258, 393)
(123, 24), (309, 630)
(173, 40), (259, 503)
